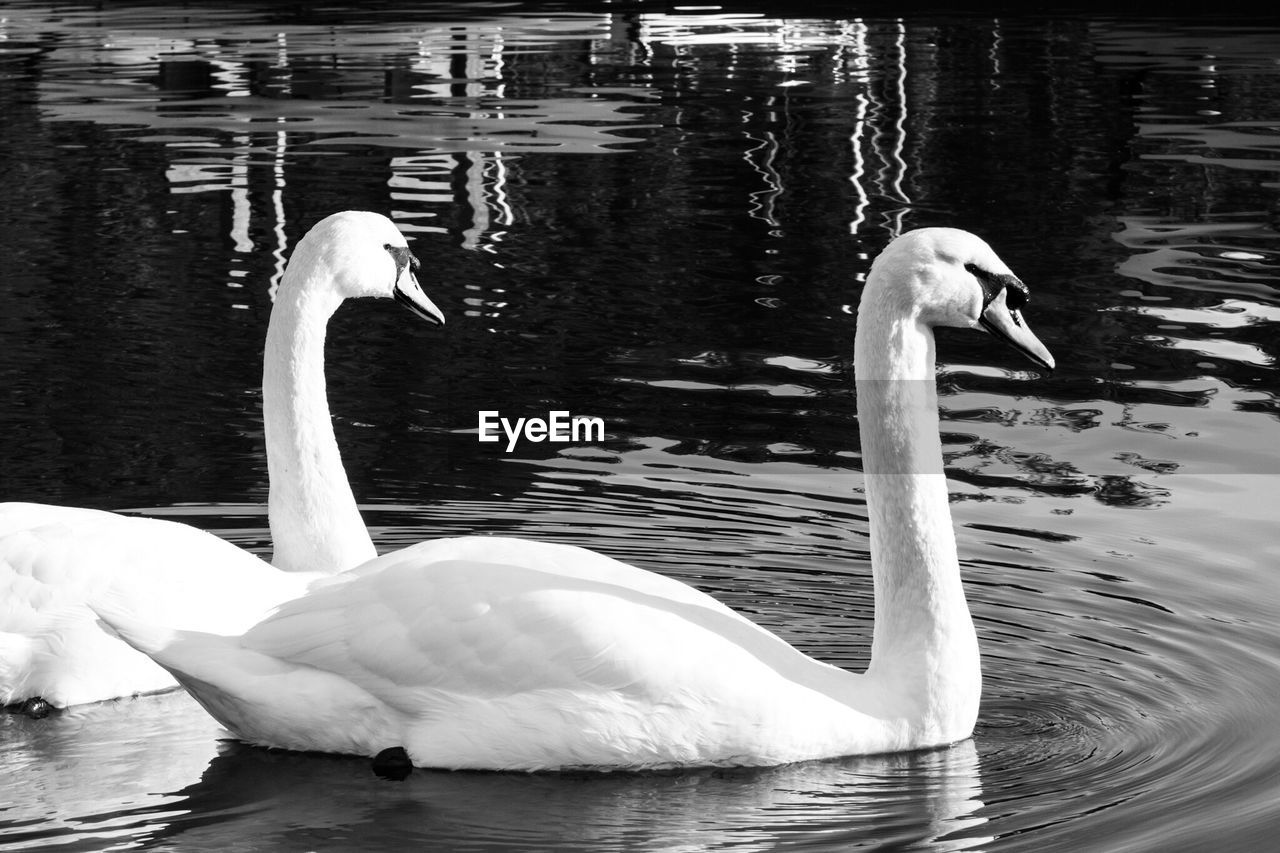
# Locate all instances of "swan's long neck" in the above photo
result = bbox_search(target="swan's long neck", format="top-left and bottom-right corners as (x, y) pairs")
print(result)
(851, 273), (980, 737)
(263, 262), (376, 574)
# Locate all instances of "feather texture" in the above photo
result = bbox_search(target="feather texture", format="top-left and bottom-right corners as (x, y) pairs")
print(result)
(97, 227), (1052, 769)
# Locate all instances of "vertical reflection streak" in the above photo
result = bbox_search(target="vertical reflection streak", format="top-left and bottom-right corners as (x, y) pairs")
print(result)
(229, 134), (252, 254)
(745, 128), (783, 227)
(843, 18), (873, 235)
(886, 20), (910, 237)
(460, 151), (490, 251)
(489, 152), (513, 231)
(268, 126), (289, 299)
(849, 91), (870, 235)
(989, 18), (1003, 85)
(490, 29), (506, 97)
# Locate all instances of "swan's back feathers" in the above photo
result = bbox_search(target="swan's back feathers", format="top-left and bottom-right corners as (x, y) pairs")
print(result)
(0, 503), (123, 537)
(0, 506), (319, 706)
(242, 537), (853, 713)
(159, 536), (882, 767)
(2, 513), (307, 626)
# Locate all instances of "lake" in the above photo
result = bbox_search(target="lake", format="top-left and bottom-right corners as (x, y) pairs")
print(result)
(1, 3), (1278, 851)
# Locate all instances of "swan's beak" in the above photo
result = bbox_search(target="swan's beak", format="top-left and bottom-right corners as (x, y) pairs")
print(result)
(979, 288), (1054, 371)
(393, 272), (445, 326)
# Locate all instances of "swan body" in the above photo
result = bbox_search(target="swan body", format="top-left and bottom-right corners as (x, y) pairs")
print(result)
(2, 211), (443, 709)
(1, 510), (314, 707)
(97, 227), (1053, 769)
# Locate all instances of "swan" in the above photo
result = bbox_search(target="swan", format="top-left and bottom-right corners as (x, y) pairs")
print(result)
(1, 211), (443, 713)
(95, 227), (1053, 771)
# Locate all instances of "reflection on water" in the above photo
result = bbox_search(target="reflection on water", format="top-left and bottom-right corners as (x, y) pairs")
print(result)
(2, 3), (1280, 852)
(1, 693), (990, 851)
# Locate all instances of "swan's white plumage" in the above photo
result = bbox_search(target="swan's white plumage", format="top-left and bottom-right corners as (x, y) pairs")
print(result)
(1, 211), (442, 709)
(98, 227), (1052, 770)
(0, 509), (311, 707)
(101, 537), (883, 769)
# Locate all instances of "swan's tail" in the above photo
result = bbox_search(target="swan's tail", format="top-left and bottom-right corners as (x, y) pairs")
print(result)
(87, 593), (332, 752)
(89, 594), (178, 658)
(92, 594), (397, 760)
(86, 591), (239, 689)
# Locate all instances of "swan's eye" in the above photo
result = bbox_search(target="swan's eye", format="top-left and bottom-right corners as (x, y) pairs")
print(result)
(384, 244), (417, 279)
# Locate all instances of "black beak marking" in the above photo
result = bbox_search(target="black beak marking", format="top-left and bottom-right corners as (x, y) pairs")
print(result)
(965, 262), (1029, 314)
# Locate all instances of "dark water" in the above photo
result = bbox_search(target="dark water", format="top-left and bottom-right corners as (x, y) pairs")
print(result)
(2, 4), (1279, 851)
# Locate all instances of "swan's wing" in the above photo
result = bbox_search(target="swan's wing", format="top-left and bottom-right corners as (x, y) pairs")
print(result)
(0, 510), (301, 632)
(2, 506), (315, 644)
(0, 502), (122, 537)
(242, 539), (848, 715)
(0, 506), (313, 704)
(335, 535), (740, 611)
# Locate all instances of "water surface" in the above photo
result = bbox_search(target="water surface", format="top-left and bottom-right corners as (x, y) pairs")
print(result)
(1, 4), (1278, 851)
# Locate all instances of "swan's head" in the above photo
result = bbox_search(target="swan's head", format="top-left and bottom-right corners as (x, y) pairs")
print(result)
(870, 227), (1053, 370)
(293, 211), (445, 325)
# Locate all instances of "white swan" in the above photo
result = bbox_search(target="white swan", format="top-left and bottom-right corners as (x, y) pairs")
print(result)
(1, 211), (443, 712)
(96, 227), (1053, 771)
